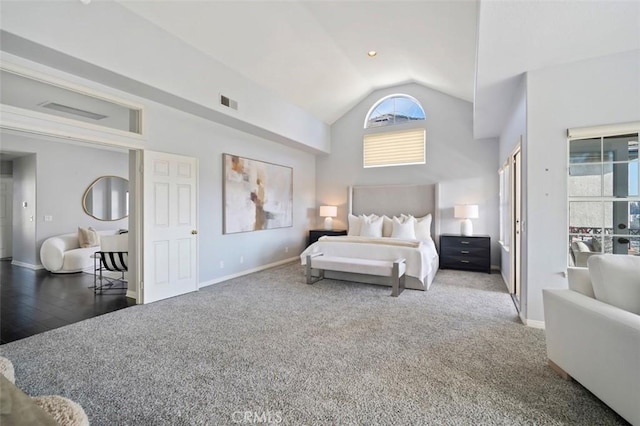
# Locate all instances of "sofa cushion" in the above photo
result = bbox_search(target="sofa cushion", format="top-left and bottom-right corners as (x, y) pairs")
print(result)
(567, 267), (595, 298)
(588, 254), (640, 314)
(571, 240), (591, 253)
(77, 227), (99, 248)
(62, 247), (99, 272)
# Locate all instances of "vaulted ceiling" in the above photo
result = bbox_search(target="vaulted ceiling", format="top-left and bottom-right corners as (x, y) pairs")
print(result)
(118, 0), (478, 125)
(6, 0), (638, 140)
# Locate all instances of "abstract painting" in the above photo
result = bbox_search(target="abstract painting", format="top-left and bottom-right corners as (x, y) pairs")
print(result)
(223, 154), (293, 234)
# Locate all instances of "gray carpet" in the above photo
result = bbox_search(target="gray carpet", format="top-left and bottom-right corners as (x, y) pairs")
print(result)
(0, 263), (628, 425)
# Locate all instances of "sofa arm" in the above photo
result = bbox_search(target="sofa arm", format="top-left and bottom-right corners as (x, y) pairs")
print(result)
(543, 289), (640, 425)
(573, 250), (598, 267)
(40, 238), (66, 272)
(566, 267), (595, 297)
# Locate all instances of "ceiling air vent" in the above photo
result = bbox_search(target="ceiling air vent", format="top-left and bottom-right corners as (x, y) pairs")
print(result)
(41, 102), (107, 120)
(220, 95), (238, 110)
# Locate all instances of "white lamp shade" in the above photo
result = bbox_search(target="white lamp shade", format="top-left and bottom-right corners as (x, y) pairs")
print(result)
(319, 205), (337, 217)
(454, 204), (479, 219)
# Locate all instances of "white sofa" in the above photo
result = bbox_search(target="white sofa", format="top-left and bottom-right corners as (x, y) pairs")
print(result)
(40, 230), (125, 273)
(543, 255), (640, 426)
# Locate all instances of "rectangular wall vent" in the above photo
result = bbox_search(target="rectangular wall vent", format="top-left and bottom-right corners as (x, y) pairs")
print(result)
(41, 102), (107, 120)
(220, 95), (238, 110)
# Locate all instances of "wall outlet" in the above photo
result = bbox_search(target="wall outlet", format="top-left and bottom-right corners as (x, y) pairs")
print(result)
(44, 215), (53, 222)
(219, 260), (224, 269)
(240, 256), (244, 264)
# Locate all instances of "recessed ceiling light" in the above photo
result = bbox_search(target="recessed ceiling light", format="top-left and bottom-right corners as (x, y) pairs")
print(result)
(367, 51), (377, 57)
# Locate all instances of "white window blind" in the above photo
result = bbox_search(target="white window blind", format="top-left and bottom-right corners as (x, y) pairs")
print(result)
(567, 121), (639, 140)
(363, 129), (425, 168)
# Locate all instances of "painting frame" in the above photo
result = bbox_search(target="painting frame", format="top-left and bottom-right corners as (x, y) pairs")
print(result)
(222, 153), (293, 234)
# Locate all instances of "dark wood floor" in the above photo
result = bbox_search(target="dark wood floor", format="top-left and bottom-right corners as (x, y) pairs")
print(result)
(1, 260), (135, 344)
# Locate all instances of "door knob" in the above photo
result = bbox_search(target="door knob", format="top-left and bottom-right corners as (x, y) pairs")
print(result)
(618, 237), (630, 244)
(191, 230), (198, 235)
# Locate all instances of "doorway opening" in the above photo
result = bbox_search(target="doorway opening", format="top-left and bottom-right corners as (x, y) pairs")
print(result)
(0, 132), (139, 343)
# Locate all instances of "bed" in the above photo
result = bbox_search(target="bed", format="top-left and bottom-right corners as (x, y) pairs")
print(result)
(300, 184), (440, 291)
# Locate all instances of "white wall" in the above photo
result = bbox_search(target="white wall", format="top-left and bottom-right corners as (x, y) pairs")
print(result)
(12, 154), (36, 266)
(0, 0), (330, 154)
(318, 82), (501, 266)
(525, 49), (640, 322)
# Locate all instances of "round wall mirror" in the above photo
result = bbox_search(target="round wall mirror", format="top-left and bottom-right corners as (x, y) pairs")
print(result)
(82, 176), (129, 221)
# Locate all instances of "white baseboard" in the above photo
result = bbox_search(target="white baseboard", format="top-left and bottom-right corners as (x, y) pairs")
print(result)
(521, 314), (545, 329)
(199, 257), (299, 288)
(11, 260), (44, 270)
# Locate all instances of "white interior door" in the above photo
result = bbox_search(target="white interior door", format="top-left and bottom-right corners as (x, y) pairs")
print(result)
(142, 150), (198, 303)
(0, 177), (13, 259)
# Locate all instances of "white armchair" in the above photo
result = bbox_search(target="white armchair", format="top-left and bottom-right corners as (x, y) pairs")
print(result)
(543, 256), (640, 426)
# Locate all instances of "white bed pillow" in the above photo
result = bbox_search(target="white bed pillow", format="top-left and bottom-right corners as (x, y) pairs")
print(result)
(347, 214), (361, 236)
(382, 216), (393, 237)
(359, 215), (383, 237)
(391, 216), (416, 239)
(588, 254), (640, 314)
(413, 214), (433, 241)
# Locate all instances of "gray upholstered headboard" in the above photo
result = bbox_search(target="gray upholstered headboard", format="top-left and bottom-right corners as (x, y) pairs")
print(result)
(348, 184), (440, 240)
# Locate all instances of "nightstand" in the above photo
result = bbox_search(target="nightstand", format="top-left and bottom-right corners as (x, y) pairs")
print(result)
(308, 229), (347, 246)
(439, 234), (491, 274)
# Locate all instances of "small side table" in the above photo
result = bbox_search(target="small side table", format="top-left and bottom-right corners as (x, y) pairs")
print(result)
(308, 229), (347, 247)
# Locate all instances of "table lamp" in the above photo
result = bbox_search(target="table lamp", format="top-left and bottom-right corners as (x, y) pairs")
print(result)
(454, 204), (479, 236)
(319, 205), (337, 230)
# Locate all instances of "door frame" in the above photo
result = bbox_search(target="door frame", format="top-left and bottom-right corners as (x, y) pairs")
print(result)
(510, 143), (522, 309)
(0, 176), (13, 260)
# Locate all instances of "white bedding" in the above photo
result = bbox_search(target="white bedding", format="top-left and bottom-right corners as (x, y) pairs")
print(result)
(299, 236), (438, 284)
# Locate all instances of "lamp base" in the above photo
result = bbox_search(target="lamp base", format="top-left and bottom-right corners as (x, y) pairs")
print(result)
(460, 219), (473, 236)
(324, 217), (334, 231)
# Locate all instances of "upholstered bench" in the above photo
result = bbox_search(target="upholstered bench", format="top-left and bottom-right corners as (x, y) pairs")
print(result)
(306, 253), (406, 297)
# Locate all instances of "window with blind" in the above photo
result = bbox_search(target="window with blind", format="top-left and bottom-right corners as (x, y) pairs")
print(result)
(363, 94), (426, 168)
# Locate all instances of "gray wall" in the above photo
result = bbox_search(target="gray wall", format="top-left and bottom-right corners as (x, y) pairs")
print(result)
(1, 134), (129, 266)
(0, 160), (13, 175)
(318, 82), (501, 266)
(12, 154), (36, 266)
(1, 49), (317, 286)
(525, 49), (640, 322)
(143, 99), (316, 285)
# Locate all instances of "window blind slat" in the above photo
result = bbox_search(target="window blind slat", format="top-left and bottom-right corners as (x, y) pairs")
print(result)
(363, 129), (425, 168)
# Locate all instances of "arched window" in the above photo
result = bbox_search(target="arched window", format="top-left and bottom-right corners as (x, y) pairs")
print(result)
(362, 94), (427, 168)
(364, 94), (425, 129)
